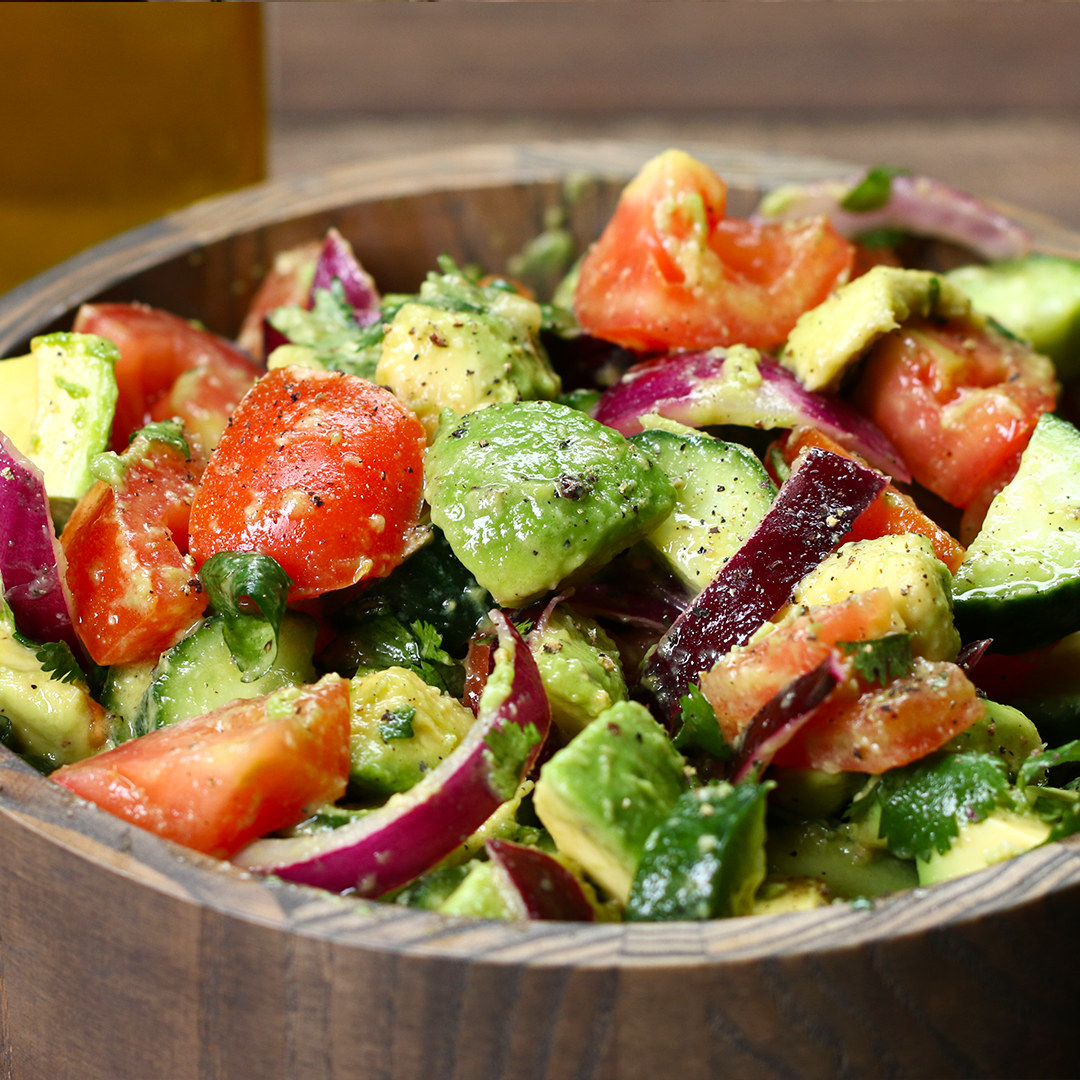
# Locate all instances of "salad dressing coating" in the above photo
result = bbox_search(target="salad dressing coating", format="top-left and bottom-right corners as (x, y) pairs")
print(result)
(3, 150), (1079, 922)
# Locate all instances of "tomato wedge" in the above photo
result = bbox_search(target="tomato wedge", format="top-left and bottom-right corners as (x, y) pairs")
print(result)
(574, 149), (854, 352)
(770, 658), (984, 774)
(771, 426), (966, 573)
(73, 302), (262, 452)
(236, 239), (321, 359)
(700, 590), (900, 746)
(60, 425), (206, 665)
(52, 675), (350, 858)
(189, 367), (426, 600)
(854, 316), (1058, 509)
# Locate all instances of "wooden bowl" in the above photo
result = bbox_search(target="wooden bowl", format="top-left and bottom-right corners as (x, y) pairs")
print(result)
(1, 143), (1078, 1080)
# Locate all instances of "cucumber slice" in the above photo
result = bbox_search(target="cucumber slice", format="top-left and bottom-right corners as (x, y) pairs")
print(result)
(136, 612), (318, 733)
(948, 255), (1080, 379)
(953, 412), (1080, 652)
(631, 427), (777, 593)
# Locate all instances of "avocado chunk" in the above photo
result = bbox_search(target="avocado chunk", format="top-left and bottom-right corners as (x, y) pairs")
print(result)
(136, 612), (318, 735)
(376, 291), (561, 440)
(0, 332), (118, 509)
(529, 606), (627, 741)
(953, 412), (1080, 652)
(750, 876), (831, 915)
(435, 861), (514, 919)
(791, 534), (960, 662)
(944, 699), (1042, 778)
(768, 766), (867, 819)
(766, 817), (919, 900)
(0, 584), (107, 769)
(626, 781), (770, 921)
(425, 400), (677, 606)
(947, 255), (1080, 379)
(781, 266), (972, 391)
(631, 427), (777, 593)
(348, 665), (477, 797)
(532, 700), (688, 903)
(915, 809), (1051, 886)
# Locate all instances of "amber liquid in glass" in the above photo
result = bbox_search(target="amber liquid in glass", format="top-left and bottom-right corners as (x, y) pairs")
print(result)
(0, 4), (266, 296)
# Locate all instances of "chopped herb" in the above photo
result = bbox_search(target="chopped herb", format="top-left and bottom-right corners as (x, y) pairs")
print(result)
(873, 751), (1013, 861)
(838, 633), (914, 687)
(379, 706), (416, 742)
(673, 684), (733, 760)
(840, 165), (909, 213)
(482, 720), (542, 802)
(198, 551), (292, 681)
(33, 640), (86, 685)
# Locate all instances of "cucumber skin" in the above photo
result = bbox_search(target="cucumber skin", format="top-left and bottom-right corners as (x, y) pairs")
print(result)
(953, 412), (1080, 653)
(137, 613), (318, 733)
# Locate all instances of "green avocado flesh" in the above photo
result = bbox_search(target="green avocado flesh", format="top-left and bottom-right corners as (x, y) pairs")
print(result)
(424, 400), (676, 606)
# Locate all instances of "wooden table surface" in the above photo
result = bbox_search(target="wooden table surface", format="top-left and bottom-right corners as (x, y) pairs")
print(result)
(266, 3), (1080, 230)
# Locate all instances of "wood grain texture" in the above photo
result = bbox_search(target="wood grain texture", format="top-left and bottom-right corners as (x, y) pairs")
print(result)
(2, 144), (1080, 1080)
(268, 3), (1080, 114)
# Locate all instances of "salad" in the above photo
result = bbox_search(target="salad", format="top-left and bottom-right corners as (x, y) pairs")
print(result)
(3, 148), (1080, 923)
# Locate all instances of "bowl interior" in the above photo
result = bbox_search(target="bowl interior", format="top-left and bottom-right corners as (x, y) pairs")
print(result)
(2, 141), (1080, 969)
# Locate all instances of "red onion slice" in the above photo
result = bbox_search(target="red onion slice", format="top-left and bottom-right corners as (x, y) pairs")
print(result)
(486, 839), (596, 921)
(594, 349), (910, 482)
(233, 610), (550, 896)
(641, 447), (887, 719)
(0, 432), (77, 650)
(730, 657), (843, 783)
(309, 227), (381, 326)
(757, 174), (1031, 262)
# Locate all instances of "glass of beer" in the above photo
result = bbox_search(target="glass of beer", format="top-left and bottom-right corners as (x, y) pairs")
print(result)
(0, 4), (266, 296)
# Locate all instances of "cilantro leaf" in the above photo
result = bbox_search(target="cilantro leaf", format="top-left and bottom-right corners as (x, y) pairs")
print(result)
(840, 165), (910, 213)
(874, 751), (1013, 861)
(673, 683), (733, 761)
(337, 604), (461, 695)
(1016, 740), (1080, 842)
(378, 706), (416, 742)
(33, 640), (86, 685)
(412, 620), (455, 669)
(838, 633), (914, 687)
(198, 551), (293, 682)
(1018, 739), (1080, 790)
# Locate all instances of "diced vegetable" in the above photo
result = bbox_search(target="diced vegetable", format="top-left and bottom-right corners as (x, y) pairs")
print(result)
(232, 611), (550, 896)
(595, 347), (909, 481)
(642, 447), (888, 718)
(757, 170), (1032, 261)
(0, 432), (77, 648)
(53, 674), (351, 858)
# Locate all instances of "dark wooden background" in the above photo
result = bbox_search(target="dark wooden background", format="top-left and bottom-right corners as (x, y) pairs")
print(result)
(265, 3), (1080, 228)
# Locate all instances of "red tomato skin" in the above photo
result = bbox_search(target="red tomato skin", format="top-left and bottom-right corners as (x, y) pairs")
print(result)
(236, 240), (321, 359)
(60, 437), (207, 666)
(53, 675), (350, 858)
(574, 149), (854, 352)
(188, 366), (426, 600)
(149, 360), (258, 459)
(73, 302), (263, 452)
(771, 658), (984, 774)
(700, 590), (899, 746)
(854, 318), (1058, 509)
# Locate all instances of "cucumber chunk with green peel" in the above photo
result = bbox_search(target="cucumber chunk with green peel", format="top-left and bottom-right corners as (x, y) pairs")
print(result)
(953, 412), (1080, 652)
(948, 255), (1080, 378)
(136, 613), (318, 733)
(626, 781), (770, 921)
(631, 427), (777, 593)
(532, 701), (688, 904)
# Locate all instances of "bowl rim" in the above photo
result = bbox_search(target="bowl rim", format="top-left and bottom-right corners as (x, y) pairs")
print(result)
(3, 139), (1080, 969)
